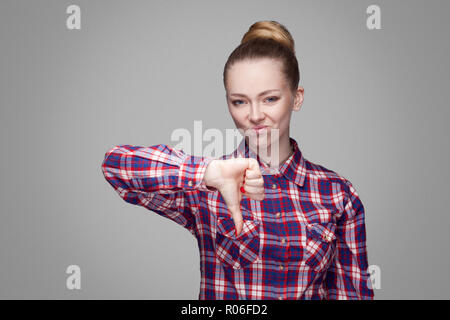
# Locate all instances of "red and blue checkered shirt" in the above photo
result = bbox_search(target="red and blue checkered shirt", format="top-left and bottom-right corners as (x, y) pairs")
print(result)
(101, 137), (374, 300)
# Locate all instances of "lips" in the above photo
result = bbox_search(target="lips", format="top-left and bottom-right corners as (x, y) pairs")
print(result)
(252, 126), (268, 132)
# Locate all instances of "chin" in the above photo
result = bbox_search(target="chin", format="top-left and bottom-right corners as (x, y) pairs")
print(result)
(248, 135), (271, 150)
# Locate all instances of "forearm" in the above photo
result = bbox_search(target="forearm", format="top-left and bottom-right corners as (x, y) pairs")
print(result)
(101, 144), (216, 195)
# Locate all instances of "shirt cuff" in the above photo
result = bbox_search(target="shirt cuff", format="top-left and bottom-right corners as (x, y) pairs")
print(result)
(178, 154), (218, 192)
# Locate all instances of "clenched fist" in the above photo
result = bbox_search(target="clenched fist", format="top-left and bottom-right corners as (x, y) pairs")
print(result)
(203, 157), (265, 236)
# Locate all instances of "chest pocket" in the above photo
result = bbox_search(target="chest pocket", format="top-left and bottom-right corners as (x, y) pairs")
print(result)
(305, 222), (337, 272)
(215, 217), (261, 270)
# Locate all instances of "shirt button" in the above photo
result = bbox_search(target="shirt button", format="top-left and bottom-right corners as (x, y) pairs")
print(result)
(272, 184), (277, 189)
(281, 238), (286, 244)
(278, 296), (283, 300)
(322, 233), (330, 241)
(279, 265), (284, 270)
(276, 212), (281, 218)
(188, 180), (193, 187)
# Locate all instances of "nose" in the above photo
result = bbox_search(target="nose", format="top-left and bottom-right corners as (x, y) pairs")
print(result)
(248, 103), (265, 123)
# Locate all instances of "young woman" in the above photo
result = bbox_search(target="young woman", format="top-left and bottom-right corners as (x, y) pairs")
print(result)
(101, 20), (374, 300)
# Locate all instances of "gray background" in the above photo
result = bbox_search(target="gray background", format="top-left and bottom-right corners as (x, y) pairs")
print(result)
(1, 0), (449, 299)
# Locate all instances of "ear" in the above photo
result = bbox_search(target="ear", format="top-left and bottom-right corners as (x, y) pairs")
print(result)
(293, 86), (304, 111)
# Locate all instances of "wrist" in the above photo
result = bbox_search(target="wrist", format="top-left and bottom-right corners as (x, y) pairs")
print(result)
(203, 159), (220, 189)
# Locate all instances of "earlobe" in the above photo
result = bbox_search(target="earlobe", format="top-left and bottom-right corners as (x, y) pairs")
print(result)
(293, 98), (303, 111)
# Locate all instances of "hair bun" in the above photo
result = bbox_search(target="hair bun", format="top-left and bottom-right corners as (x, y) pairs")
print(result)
(241, 20), (295, 55)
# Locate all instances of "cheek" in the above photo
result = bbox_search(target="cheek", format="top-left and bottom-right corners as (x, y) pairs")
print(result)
(229, 108), (245, 122)
(272, 104), (292, 125)
(279, 115), (292, 132)
(280, 112), (291, 124)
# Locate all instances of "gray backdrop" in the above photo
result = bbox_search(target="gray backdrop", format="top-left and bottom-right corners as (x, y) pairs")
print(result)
(1, 0), (449, 299)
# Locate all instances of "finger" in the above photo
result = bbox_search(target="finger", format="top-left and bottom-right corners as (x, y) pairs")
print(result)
(248, 157), (260, 171)
(248, 159), (262, 174)
(242, 184), (264, 194)
(244, 177), (264, 187)
(245, 192), (265, 201)
(245, 166), (262, 180)
(241, 177), (265, 200)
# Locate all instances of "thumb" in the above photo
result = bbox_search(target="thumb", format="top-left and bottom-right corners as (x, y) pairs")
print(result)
(220, 181), (244, 237)
(227, 200), (244, 237)
(229, 207), (244, 237)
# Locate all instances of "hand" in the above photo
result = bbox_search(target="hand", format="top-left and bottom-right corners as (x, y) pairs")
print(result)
(204, 158), (265, 236)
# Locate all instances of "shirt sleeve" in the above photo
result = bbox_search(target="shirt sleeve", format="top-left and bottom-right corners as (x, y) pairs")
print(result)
(324, 180), (375, 300)
(101, 144), (217, 234)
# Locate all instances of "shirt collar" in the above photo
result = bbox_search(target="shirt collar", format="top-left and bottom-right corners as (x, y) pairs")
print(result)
(232, 137), (307, 187)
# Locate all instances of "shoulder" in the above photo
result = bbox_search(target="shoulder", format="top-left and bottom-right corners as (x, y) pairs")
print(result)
(303, 158), (365, 218)
(303, 157), (355, 196)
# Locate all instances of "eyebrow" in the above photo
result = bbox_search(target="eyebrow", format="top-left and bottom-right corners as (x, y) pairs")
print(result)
(228, 89), (281, 98)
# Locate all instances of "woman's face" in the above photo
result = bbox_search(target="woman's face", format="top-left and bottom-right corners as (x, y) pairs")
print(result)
(225, 58), (304, 153)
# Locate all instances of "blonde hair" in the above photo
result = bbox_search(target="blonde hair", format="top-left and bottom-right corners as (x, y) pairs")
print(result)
(223, 20), (299, 93)
(241, 20), (296, 55)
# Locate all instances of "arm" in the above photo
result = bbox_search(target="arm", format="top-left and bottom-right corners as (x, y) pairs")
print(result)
(101, 144), (216, 234)
(324, 180), (375, 300)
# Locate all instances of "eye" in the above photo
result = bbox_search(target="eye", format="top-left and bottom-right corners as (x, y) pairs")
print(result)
(265, 96), (279, 103)
(231, 99), (245, 106)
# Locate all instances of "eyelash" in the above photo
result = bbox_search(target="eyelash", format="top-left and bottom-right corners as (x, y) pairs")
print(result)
(231, 96), (279, 106)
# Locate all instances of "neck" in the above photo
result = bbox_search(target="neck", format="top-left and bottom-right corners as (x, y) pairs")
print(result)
(246, 135), (293, 168)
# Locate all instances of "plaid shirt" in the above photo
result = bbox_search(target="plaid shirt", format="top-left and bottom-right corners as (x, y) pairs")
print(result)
(101, 137), (374, 300)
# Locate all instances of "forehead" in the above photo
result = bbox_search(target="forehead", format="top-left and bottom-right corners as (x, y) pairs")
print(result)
(226, 58), (287, 95)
